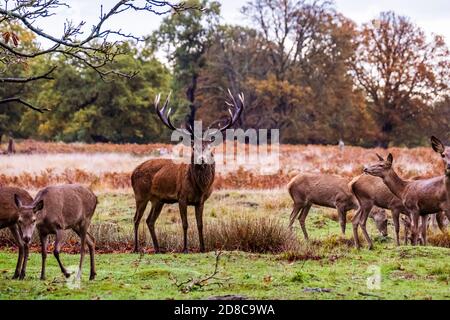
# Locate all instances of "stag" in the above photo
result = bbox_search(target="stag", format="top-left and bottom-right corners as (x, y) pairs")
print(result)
(132, 90), (244, 253)
(363, 136), (450, 245)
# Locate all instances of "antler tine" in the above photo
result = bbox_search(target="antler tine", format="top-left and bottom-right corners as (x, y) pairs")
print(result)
(155, 92), (177, 131)
(212, 90), (244, 133)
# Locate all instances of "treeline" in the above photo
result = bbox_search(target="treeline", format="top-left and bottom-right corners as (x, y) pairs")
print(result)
(1, 0), (449, 147)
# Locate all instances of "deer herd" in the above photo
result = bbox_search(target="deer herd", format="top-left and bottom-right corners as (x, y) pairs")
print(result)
(0, 91), (449, 281)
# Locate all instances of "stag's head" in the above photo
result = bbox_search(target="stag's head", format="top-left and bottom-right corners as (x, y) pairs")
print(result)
(431, 136), (450, 176)
(363, 153), (393, 178)
(14, 194), (44, 244)
(155, 90), (244, 166)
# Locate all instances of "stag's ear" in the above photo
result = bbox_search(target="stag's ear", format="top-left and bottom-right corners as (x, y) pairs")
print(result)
(33, 200), (44, 213)
(387, 153), (393, 165)
(431, 136), (445, 154)
(376, 153), (384, 161)
(14, 194), (22, 209)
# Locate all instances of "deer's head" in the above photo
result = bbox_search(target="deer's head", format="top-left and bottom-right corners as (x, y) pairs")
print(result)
(155, 90), (244, 166)
(431, 136), (450, 176)
(363, 153), (394, 178)
(371, 207), (388, 237)
(14, 194), (44, 244)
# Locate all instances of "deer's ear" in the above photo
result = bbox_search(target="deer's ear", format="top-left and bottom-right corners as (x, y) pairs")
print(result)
(387, 153), (393, 165)
(431, 136), (445, 154)
(14, 194), (22, 209)
(376, 153), (384, 161)
(33, 200), (44, 213)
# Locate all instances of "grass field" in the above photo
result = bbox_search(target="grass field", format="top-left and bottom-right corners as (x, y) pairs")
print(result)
(1, 190), (449, 300)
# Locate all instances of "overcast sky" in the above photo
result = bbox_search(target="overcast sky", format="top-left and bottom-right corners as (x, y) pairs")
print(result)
(32, 0), (450, 47)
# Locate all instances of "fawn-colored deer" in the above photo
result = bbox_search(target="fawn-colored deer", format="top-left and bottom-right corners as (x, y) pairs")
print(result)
(15, 184), (98, 280)
(363, 137), (450, 245)
(132, 90), (244, 253)
(287, 174), (388, 240)
(0, 187), (33, 279)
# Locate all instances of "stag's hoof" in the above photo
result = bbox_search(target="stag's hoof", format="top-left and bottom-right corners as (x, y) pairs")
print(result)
(12, 274), (19, 280)
(40, 276), (46, 281)
(63, 272), (71, 279)
(89, 273), (96, 281)
(18, 273), (26, 280)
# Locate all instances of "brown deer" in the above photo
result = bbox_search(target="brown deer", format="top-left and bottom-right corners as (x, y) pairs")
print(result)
(132, 90), (244, 253)
(287, 174), (388, 240)
(350, 173), (409, 249)
(363, 137), (450, 245)
(14, 184), (98, 280)
(0, 187), (33, 279)
(401, 212), (447, 244)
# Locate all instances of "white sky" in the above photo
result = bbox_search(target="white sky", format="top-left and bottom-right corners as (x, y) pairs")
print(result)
(29, 0), (450, 47)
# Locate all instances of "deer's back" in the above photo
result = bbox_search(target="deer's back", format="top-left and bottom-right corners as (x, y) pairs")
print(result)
(288, 174), (352, 208)
(351, 174), (403, 209)
(0, 187), (33, 227)
(36, 184), (97, 229)
(404, 176), (448, 214)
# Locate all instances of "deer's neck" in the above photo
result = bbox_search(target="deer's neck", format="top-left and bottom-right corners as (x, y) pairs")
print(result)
(382, 169), (408, 200)
(189, 162), (215, 194)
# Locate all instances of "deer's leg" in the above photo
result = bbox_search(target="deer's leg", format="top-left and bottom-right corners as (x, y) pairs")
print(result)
(288, 203), (303, 230)
(420, 215), (427, 246)
(86, 233), (96, 280)
(298, 203), (312, 241)
(410, 211), (421, 246)
(336, 206), (347, 236)
(146, 201), (164, 253)
(53, 229), (70, 278)
(133, 198), (148, 253)
(179, 201), (189, 253)
(195, 203), (205, 253)
(436, 212), (448, 235)
(76, 229), (87, 281)
(39, 232), (49, 280)
(19, 244), (29, 280)
(8, 225), (24, 280)
(359, 205), (374, 250)
(391, 210), (401, 246)
(352, 207), (362, 249)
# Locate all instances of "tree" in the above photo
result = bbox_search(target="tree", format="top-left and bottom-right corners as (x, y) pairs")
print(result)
(1, 0), (200, 112)
(351, 11), (450, 147)
(151, 0), (220, 127)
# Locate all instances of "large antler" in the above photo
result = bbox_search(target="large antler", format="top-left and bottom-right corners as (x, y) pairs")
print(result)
(213, 89), (245, 133)
(155, 92), (178, 131)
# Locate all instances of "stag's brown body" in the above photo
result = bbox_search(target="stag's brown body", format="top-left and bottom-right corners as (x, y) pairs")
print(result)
(0, 187), (33, 279)
(287, 174), (388, 240)
(132, 158), (214, 253)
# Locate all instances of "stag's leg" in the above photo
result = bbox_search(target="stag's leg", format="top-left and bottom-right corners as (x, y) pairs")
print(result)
(54, 229), (70, 278)
(19, 244), (29, 280)
(410, 211), (421, 246)
(179, 201), (189, 253)
(146, 201), (164, 253)
(76, 228), (88, 281)
(8, 225), (24, 280)
(133, 198), (148, 253)
(336, 206), (347, 236)
(195, 203), (205, 253)
(39, 232), (49, 280)
(358, 204), (374, 250)
(288, 203), (303, 230)
(298, 203), (312, 241)
(391, 210), (401, 246)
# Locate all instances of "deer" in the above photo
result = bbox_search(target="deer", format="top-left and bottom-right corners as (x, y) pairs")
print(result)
(14, 184), (98, 280)
(132, 90), (244, 254)
(287, 174), (388, 240)
(401, 212), (447, 244)
(0, 187), (33, 280)
(363, 136), (450, 245)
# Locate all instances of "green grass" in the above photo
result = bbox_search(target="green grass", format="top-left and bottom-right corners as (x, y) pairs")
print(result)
(0, 190), (449, 300)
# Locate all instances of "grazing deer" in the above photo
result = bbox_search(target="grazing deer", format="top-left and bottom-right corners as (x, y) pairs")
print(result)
(0, 187), (33, 279)
(15, 184), (98, 280)
(287, 174), (388, 240)
(132, 91), (244, 253)
(363, 137), (450, 245)
(350, 173), (409, 249)
(401, 212), (447, 244)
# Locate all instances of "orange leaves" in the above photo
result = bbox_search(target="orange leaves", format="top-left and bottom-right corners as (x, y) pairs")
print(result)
(2, 31), (20, 46)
